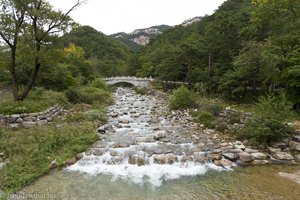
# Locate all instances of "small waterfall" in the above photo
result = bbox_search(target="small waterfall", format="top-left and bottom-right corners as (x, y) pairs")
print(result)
(66, 88), (233, 186)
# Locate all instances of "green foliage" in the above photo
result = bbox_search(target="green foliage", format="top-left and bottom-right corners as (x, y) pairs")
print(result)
(65, 86), (112, 105)
(0, 89), (67, 115)
(238, 117), (290, 145)
(168, 86), (196, 109)
(0, 121), (98, 193)
(194, 111), (216, 129)
(255, 92), (295, 121)
(64, 26), (134, 77)
(84, 109), (107, 123)
(90, 78), (109, 91)
(235, 92), (295, 145)
(134, 87), (147, 95)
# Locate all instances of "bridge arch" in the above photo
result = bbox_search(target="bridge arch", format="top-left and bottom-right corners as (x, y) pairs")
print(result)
(103, 76), (153, 88)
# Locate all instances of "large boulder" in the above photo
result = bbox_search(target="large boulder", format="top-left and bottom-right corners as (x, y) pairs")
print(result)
(238, 152), (254, 162)
(273, 152), (294, 160)
(251, 152), (267, 160)
(289, 141), (300, 151)
(223, 153), (238, 161)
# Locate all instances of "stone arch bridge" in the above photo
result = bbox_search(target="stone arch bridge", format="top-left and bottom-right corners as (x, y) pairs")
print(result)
(103, 76), (154, 88)
(103, 76), (188, 89)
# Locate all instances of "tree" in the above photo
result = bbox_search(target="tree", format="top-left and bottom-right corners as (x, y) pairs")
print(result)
(0, 0), (85, 101)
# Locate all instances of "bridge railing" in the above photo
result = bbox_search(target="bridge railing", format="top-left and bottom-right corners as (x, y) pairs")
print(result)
(103, 76), (154, 81)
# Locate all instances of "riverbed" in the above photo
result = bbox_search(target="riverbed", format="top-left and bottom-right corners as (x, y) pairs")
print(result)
(9, 88), (300, 200)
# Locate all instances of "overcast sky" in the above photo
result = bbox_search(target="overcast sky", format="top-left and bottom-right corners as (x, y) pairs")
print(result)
(48, 0), (226, 35)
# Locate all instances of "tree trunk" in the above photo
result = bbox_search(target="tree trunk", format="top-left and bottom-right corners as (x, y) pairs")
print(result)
(18, 44), (41, 101)
(10, 46), (19, 101)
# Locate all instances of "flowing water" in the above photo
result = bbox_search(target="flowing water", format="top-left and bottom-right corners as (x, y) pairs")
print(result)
(9, 88), (300, 200)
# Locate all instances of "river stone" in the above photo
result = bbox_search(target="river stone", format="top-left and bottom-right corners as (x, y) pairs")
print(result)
(114, 143), (130, 148)
(180, 155), (193, 162)
(294, 154), (300, 162)
(126, 130), (140, 137)
(270, 141), (288, 149)
(234, 144), (245, 150)
(110, 113), (118, 118)
(214, 159), (233, 167)
(110, 150), (119, 157)
(128, 155), (146, 166)
(193, 155), (208, 164)
(268, 147), (281, 154)
(50, 160), (58, 169)
(76, 153), (85, 160)
(0, 157), (3, 163)
(252, 160), (269, 166)
(154, 130), (167, 140)
(65, 157), (77, 166)
(207, 153), (222, 161)
(188, 146), (204, 154)
(153, 154), (178, 164)
(0, 152), (4, 157)
(293, 135), (300, 143)
(238, 152), (254, 162)
(16, 118), (24, 123)
(223, 153), (238, 161)
(273, 152), (294, 160)
(230, 149), (243, 153)
(289, 141), (300, 151)
(93, 149), (104, 156)
(245, 148), (259, 154)
(251, 152), (267, 160)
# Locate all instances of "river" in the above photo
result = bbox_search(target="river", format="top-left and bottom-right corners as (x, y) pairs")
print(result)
(10, 88), (300, 200)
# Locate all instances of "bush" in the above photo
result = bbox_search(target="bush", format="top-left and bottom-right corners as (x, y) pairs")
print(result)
(90, 78), (109, 91)
(194, 111), (216, 128)
(216, 121), (228, 132)
(255, 92), (295, 121)
(85, 109), (107, 122)
(238, 116), (290, 145)
(134, 87), (147, 95)
(169, 86), (196, 109)
(207, 104), (223, 116)
(65, 86), (112, 105)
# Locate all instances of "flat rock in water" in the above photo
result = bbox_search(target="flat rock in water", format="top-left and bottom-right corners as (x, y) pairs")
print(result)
(238, 152), (254, 162)
(251, 160), (268, 166)
(273, 152), (294, 160)
(251, 152), (267, 160)
(223, 153), (238, 161)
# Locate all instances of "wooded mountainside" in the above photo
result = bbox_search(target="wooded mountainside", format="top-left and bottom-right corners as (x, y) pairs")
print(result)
(0, 0), (299, 107)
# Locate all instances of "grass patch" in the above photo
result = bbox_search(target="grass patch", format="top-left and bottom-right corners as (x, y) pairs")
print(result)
(0, 88), (68, 115)
(0, 121), (98, 194)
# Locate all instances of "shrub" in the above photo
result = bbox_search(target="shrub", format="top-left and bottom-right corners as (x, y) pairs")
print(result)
(216, 121), (228, 132)
(255, 92), (295, 121)
(169, 86), (196, 109)
(134, 87), (147, 95)
(65, 86), (112, 105)
(90, 78), (109, 91)
(207, 104), (223, 116)
(239, 116), (290, 145)
(194, 111), (216, 128)
(85, 109), (107, 122)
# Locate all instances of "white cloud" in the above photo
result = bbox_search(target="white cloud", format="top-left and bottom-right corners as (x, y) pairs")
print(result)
(48, 0), (226, 34)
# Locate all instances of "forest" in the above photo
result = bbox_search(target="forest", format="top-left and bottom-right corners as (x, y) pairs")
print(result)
(1, 0), (299, 108)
